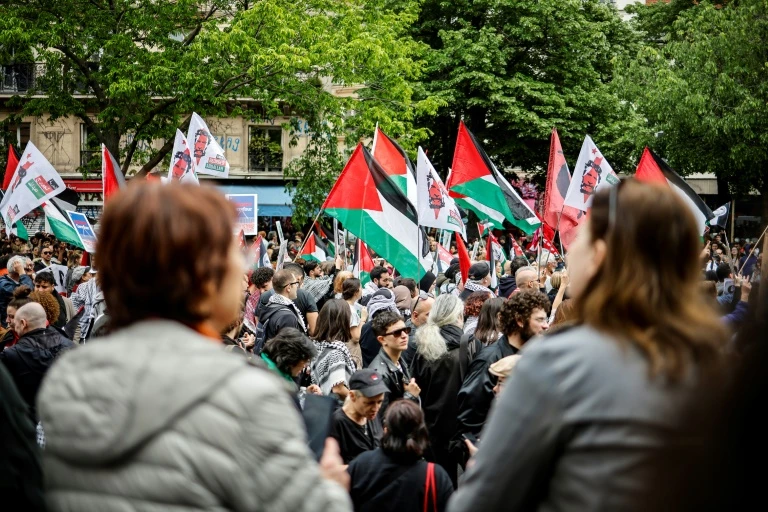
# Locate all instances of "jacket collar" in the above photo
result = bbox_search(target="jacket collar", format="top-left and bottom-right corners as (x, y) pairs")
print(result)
(377, 347), (406, 373)
(498, 335), (520, 357)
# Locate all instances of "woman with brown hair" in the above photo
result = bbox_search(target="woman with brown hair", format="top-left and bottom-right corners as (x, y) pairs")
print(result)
(349, 400), (454, 512)
(449, 180), (726, 512)
(310, 298), (358, 404)
(35, 182), (351, 511)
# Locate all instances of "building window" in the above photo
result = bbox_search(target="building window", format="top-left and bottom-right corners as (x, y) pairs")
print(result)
(1, 122), (31, 148)
(80, 123), (101, 173)
(248, 126), (283, 173)
(1, 63), (35, 93)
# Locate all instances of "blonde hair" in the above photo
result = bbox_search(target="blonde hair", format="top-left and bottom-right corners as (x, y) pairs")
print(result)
(334, 271), (353, 295)
(550, 272), (563, 290)
(415, 294), (463, 362)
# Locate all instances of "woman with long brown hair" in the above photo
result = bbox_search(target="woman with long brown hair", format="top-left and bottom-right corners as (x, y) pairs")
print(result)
(448, 180), (725, 512)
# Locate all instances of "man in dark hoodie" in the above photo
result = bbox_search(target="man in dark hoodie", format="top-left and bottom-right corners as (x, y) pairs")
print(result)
(259, 269), (308, 343)
(497, 256), (530, 299)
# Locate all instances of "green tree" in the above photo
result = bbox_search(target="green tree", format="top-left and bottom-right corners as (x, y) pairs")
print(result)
(0, 0), (430, 179)
(617, 0), (768, 223)
(411, 0), (642, 182)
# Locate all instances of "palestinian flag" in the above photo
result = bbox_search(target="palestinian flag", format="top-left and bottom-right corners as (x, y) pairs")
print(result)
(2, 144), (20, 191)
(353, 238), (374, 286)
(102, 144), (126, 202)
(301, 233), (328, 262)
(447, 121), (540, 234)
(542, 128), (581, 233)
(12, 220), (28, 240)
(323, 144), (429, 279)
(43, 202), (84, 248)
(434, 243), (454, 273)
(251, 235), (271, 268)
(635, 147), (714, 235)
(372, 126), (417, 206)
(477, 220), (492, 237)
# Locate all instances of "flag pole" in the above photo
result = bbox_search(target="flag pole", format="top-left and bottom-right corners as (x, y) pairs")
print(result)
(721, 230), (736, 277)
(730, 199), (735, 243)
(297, 210), (324, 256)
(738, 223), (768, 275)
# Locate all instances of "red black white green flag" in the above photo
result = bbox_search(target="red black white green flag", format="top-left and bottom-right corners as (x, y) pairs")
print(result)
(323, 144), (430, 279)
(353, 238), (375, 286)
(301, 233), (329, 262)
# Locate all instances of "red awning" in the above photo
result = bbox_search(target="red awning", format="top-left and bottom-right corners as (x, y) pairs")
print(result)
(64, 179), (102, 193)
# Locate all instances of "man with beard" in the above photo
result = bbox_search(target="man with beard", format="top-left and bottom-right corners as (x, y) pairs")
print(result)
(579, 160), (602, 203)
(455, 290), (550, 444)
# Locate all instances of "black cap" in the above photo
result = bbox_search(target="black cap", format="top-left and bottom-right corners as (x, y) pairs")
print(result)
(468, 261), (490, 280)
(349, 369), (389, 397)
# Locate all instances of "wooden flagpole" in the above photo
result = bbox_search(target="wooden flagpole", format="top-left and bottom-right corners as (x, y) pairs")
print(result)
(738, 223), (768, 275)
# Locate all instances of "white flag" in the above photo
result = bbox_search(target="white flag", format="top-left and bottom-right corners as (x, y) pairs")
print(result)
(186, 112), (230, 177)
(168, 129), (199, 184)
(1, 141), (66, 228)
(416, 147), (466, 239)
(563, 135), (619, 212)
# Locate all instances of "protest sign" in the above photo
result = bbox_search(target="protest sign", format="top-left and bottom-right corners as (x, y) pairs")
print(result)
(66, 211), (98, 253)
(226, 194), (258, 235)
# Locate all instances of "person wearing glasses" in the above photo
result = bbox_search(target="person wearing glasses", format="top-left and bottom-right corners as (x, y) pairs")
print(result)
(259, 269), (308, 344)
(368, 310), (421, 420)
(33, 245), (58, 273)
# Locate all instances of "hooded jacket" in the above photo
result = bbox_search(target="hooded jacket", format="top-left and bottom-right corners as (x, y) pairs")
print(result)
(497, 275), (516, 299)
(36, 320), (351, 512)
(259, 296), (304, 341)
(0, 326), (74, 421)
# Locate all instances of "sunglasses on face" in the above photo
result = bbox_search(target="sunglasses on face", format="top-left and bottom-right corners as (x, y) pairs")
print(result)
(385, 326), (412, 338)
(43, 251), (52, 255)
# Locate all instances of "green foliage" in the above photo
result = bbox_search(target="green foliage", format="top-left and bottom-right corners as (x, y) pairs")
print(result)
(617, 0), (768, 218)
(411, 0), (642, 183)
(0, 0), (428, 180)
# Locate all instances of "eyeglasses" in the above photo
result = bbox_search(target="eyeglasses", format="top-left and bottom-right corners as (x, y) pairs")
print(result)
(287, 281), (300, 288)
(42, 251), (52, 255)
(384, 326), (412, 337)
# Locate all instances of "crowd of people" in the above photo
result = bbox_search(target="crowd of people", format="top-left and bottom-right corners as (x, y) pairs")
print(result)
(0, 179), (764, 511)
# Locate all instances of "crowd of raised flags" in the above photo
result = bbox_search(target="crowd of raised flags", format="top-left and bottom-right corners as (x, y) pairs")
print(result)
(0, 112), (734, 281)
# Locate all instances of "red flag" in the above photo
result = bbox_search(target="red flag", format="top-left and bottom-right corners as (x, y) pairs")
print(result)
(237, 229), (246, 253)
(527, 227), (560, 257)
(80, 251), (90, 267)
(510, 237), (524, 257)
(542, 129), (582, 233)
(455, 235), (471, 284)
(2, 145), (20, 191)
(102, 144), (126, 202)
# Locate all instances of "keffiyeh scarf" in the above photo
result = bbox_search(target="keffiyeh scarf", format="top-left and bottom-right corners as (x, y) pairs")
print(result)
(367, 292), (400, 320)
(464, 280), (494, 296)
(302, 276), (333, 303)
(268, 293), (307, 333)
(311, 340), (358, 396)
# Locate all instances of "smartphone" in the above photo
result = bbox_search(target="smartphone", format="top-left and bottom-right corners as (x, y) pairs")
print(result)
(462, 432), (479, 446)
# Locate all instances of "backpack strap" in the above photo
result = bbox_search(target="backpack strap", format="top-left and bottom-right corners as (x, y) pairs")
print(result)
(459, 333), (471, 382)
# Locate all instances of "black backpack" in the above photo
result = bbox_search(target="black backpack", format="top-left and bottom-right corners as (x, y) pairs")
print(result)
(253, 319), (269, 355)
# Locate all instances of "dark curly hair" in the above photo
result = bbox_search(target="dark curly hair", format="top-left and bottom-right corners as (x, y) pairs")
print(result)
(381, 400), (430, 461)
(499, 290), (550, 336)
(250, 266), (274, 289)
(464, 291), (491, 318)
(261, 327), (317, 376)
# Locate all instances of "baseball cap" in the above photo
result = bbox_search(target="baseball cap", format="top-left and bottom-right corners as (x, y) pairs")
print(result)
(468, 261), (490, 280)
(349, 369), (389, 397)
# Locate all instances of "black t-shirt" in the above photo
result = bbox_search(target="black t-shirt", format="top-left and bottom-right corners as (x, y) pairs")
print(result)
(258, 288), (318, 319)
(330, 407), (383, 464)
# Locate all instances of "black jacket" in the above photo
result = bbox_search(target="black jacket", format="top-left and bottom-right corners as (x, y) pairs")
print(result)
(456, 335), (520, 437)
(401, 318), (418, 369)
(359, 322), (379, 368)
(259, 298), (304, 342)
(367, 348), (417, 419)
(411, 325), (468, 447)
(498, 275), (516, 299)
(0, 364), (45, 511)
(0, 326), (74, 420)
(52, 289), (68, 328)
(348, 448), (454, 512)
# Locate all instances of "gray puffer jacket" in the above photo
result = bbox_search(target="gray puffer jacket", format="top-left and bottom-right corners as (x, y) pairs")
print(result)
(37, 320), (352, 512)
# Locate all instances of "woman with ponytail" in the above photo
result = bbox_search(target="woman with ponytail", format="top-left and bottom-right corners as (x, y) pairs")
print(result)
(411, 294), (477, 487)
(348, 400), (454, 511)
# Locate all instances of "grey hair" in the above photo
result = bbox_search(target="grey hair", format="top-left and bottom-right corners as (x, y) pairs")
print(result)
(415, 294), (464, 362)
(7, 255), (26, 274)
